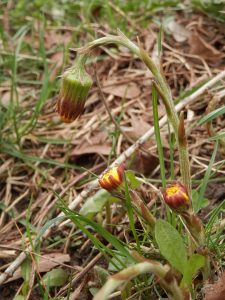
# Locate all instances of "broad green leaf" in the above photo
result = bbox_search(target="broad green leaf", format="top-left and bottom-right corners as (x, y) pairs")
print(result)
(155, 219), (187, 274)
(21, 258), (32, 296)
(125, 170), (142, 189)
(79, 190), (118, 218)
(21, 258), (31, 282)
(42, 268), (68, 287)
(13, 296), (25, 300)
(94, 266), (110, 285)
(198, 105), (225, 125)
(21, 282), (29, 297)
(181, 254), (205, 286)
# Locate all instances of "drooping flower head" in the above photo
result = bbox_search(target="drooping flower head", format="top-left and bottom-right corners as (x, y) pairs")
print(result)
(162, 182), (190, 212)
(99, 164), (125, 191)
(57, 55), (93, 123)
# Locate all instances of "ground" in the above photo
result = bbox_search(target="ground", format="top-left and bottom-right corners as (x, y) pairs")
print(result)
(0, 1), (225, 300)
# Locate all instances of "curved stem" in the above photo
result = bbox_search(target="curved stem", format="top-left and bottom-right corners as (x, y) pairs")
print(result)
(93, 260), (188, 300)
(77, 31), (191, 200)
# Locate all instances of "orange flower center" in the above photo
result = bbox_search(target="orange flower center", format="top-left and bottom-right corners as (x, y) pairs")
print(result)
(101, 167), (120, 184)
(166, 186), (180, 197)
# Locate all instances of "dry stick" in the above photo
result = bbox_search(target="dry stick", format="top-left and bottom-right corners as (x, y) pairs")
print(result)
(0, 70), (224, 286)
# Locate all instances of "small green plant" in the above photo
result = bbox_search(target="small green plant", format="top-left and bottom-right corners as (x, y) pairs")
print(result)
(55, 30), (225, 299)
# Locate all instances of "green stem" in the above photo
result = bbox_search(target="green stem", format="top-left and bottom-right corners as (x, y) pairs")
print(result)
(105, 201), (112, 233)
(78, 31), (191, 204)
(93, 258), (188, 300)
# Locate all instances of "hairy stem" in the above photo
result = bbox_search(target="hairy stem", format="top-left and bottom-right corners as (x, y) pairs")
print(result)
(77, 31), (191, 201)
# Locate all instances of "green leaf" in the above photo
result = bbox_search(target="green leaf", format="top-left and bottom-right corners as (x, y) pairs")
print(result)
(125, 170), (142, 189)
(155, 219), (187, 274)
(79, 190), (118, 218)
(13, 296), (25, 300)
(198, 105), (225, 125)
(21, 258), (31, 282)
(94, 266), (110, 285)
(181, 254), (205, 286)
(42, 268), (68, 287)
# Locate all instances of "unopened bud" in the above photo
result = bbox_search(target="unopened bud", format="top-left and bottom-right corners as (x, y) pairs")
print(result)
(99, 164), (125, 191)
(57, 55), (93, 123)
(162, 182), (190, 212)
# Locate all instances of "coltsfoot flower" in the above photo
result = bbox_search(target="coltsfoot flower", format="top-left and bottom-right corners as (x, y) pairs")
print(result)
(99, 164), (125, 191)
(57, 55), (93, 123)
(162, 182), (190, 212)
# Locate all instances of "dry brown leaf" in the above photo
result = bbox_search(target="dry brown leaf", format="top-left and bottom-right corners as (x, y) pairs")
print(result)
(130, 150), (159, 176)
(45, 31), (72, 49)
(72, 144), (111, 156)
(130, 114), (152, 139)
(71, 132), (110, 156)
(0, 89), (22, 108)
(5, 253), (70, 283)
(103, 81), (141, 99)
(189, 31), (222, 61)
(167, 20), (190, 42)
(49, 52), (64, 80)
(90, 131), (108, 144)
(141, 27), (156, 52)
(204, 272), (225, 300)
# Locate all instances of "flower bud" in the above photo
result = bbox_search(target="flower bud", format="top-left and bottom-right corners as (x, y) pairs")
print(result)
(162, 182), (190, 212)
(57, 55), (93, 123)
(99, 164), (125, 191)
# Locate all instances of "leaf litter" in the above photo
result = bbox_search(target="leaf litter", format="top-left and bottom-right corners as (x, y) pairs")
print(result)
(0, 7), (225, 300)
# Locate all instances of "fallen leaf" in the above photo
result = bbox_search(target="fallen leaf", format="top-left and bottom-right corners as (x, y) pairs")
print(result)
(103, 80), (141, 99)
(204, 272), (225, 300)
(167, 20), (190, 42)
(89, 131), (108, 144)
(72, 144), (111, 156)
(189, 31), (222, 61)
(130, 114), (152, 139)
(49, 52), (64, 80)
(45, 30), (72, 49)
(129, 150), (159, 176)
(42, 268), (68, 287)
(5, 253), (70, 283)
(0, 89), (22, 108)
